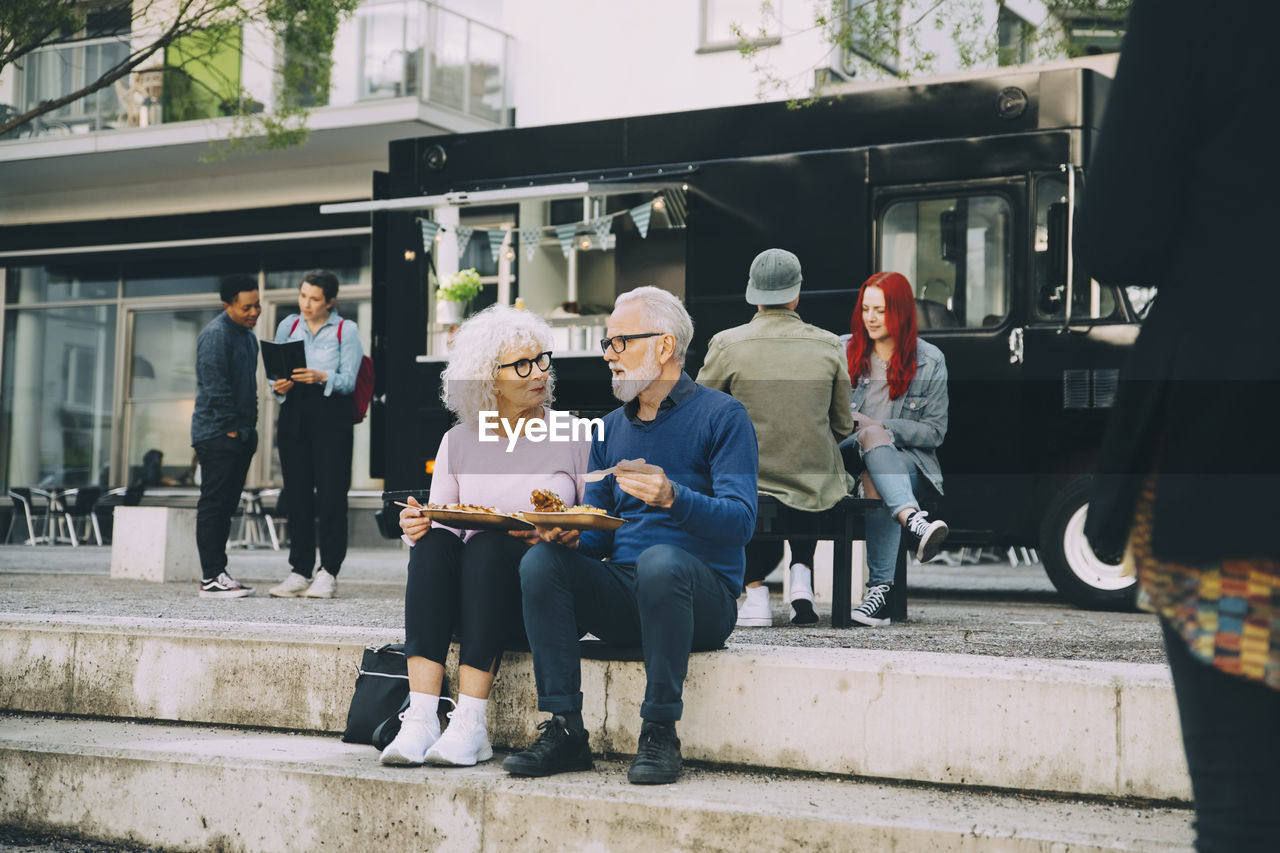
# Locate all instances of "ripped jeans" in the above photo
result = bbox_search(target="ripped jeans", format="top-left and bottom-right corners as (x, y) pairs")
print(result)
(840, 426), (921, 587)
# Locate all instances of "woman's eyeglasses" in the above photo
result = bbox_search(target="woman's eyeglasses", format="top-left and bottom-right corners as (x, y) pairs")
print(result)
(497, 351), (553, 378)
(600, 332), (662, 354)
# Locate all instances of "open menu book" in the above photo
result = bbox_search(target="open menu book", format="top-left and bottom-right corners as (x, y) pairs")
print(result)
(260, 340), (306, 381)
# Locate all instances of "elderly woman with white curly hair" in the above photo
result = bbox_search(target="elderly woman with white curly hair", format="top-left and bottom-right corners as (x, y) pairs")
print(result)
(381, 305), (589, 769)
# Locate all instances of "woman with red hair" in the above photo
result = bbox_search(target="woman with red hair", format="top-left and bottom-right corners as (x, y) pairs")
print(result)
(842, 271), (951, 626)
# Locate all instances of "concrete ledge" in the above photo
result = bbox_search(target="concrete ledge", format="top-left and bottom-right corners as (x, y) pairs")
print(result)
(0, 716), (1194, 853)
(110, 507), (199, 582)
(0, 614), (1191, 801)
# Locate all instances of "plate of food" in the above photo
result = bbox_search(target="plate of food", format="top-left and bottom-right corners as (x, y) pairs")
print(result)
(521, 489), (627, 531)
(396, 501), (534, 531)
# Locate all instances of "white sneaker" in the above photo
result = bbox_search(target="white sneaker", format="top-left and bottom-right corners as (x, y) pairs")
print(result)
(268, 572), (310, 598)
(425, 707), (493, 766)
(380, 706), (441, 766)
(788, 564), (817, 625)
(736, 585), (772, 627)
(303, 568), (336, 599)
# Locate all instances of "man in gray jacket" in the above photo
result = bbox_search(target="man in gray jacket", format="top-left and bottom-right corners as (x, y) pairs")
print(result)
(697, 249), (854, 626)
(192, 275), (261, 598)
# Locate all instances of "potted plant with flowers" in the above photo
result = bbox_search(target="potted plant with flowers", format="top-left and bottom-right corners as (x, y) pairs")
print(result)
(436, 268), (482, 324)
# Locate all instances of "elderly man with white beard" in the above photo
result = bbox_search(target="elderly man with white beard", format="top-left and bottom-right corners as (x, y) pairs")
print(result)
(504, 286), (758, 786)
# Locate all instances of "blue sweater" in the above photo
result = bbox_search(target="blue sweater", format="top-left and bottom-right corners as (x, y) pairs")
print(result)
(580, 373), (759, 594)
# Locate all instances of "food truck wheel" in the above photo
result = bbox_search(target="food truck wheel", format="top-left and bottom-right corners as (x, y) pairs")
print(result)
(1040, 477), (1138, 611)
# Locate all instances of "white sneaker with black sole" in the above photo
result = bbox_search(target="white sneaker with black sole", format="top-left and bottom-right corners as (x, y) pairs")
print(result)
(850, 582), (892, 627)
(788, 563), (817, 625)
(425, 707), (493, 766)
(198, 572), (253, 599)
(903, 510), (949, 563)
(736, 585), (772, 627)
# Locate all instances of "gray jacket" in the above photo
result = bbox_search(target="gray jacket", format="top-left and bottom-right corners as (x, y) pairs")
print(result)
(842, 336), (948, 495)
(191, 311), (259, 446)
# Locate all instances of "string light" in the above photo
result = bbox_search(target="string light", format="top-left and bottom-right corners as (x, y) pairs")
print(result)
(403, 250), (416, 261)
(505, 248), (515, 260)
(653, 197), (665, 210)
(580, 236), (591, 250)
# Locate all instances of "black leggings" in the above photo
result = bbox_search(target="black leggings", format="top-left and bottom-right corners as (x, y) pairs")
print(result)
(1161, 619), (1280, 852)
(403, 528), (529, 675)
(743, 504), (820, 588)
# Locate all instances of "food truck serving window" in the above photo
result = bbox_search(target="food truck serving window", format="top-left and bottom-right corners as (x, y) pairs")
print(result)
(879, 194), (1013, 330)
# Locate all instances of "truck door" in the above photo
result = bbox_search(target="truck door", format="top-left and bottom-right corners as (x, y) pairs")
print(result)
(872, 180), (1028, 544)
(1020, 169), (1140, 608)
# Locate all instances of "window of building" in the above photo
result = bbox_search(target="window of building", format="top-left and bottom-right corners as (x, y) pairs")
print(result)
(699, 0), (781, 52)
(1, 304), (117, 490)
(162, 27), (245, 123)
(20, 4), (131, 134)
(5, 263), (118, 304)
(844, 0), (901, 76)
(997, 6), (1033, 67)
(880, 193), (1013, 330)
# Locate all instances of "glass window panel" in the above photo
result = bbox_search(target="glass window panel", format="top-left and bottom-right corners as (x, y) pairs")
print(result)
(123, 306), (223, 491)
(359, 0), (421, 99)
(5, 264), (118, 304)
(123, 256), (257, 298)
(1033, 175), (1122, 322)
(880, 193), (1012, 330)
(1, 305), (117, 490)
(429, 9), (467, 111)
(467, 24), (504, 121)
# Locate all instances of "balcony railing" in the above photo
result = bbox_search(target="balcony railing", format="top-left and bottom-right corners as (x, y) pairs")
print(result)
(1, 0), (511, 142)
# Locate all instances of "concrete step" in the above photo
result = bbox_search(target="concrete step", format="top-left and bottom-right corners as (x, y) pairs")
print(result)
(0, 715), (1193, 853)
(0, 614), (1191, 802)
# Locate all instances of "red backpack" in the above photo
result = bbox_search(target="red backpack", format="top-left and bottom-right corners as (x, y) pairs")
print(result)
(289, 317), (375, 424)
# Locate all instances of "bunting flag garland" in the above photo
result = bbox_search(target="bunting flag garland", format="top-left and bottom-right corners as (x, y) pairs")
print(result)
(591, 216), (613, 245)
(520, 227), (541, 260)
(417, 219), (440, 250)
(628, 201), (653, 239)
(411, 195), (666, 263)
(554, 223), (577, 258)
(486, 229), (508, 265)
(455, 225), (475, 254)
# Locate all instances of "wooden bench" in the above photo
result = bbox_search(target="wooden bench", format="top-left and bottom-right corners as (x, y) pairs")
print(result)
(752, 494), (909, 627)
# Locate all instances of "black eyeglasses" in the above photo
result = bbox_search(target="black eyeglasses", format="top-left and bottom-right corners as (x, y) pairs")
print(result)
(497, 351), (553, 378)
(600, 332), (663, 354)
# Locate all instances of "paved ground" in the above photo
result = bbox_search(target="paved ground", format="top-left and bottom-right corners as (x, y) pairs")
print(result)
(0, 544), (1165, 665)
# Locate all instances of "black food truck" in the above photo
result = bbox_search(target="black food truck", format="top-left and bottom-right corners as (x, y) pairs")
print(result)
(342, 57), (1145, 610)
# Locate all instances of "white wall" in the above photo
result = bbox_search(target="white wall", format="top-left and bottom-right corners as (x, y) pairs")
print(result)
(499, 0), (834, 127)
(498, 0), (1061, 128)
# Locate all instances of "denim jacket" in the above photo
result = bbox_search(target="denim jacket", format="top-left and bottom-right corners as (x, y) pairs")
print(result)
(842, 336), (949, 495)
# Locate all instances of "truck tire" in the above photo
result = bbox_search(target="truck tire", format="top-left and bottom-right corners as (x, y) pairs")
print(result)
(1039, 477), (1137, 611)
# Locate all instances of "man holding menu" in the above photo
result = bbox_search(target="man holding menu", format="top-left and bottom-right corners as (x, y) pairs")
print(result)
(191, 274), (261, 598)
(504, 286), (758, 786)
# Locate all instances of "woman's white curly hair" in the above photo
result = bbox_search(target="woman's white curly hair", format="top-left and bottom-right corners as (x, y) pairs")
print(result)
(440, 304), (556, 425)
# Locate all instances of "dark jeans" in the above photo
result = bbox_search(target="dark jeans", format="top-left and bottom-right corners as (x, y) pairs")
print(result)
(744, 504), (820, 588)
(194, 432), (257, 581)
(519, 542), (737, 722)
(403, 529), (529, 674)
(278, 385), (353, 577)
(1161, 619), (1280, 852)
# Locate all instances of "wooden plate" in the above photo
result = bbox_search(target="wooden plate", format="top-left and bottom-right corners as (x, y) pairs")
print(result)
(422, 508), (534, 531)
(521, 511), (627, 531)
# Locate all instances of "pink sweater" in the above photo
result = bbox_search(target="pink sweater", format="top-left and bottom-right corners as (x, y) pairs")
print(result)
(425, 408), (590, 541)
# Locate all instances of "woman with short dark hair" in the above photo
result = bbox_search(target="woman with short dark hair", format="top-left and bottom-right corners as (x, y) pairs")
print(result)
(267, 269), (363, 599)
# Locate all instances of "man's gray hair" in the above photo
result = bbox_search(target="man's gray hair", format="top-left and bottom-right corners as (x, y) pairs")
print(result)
(614, 286), (694, 363)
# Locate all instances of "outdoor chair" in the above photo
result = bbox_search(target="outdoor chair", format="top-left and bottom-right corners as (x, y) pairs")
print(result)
(60, 486), (104, 546)
(6, 487), (50, 545)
